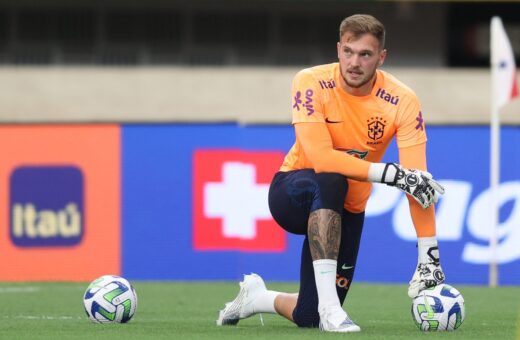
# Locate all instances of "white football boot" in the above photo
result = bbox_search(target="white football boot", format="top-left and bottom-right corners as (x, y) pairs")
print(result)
(216, 273), (267, 326)
(318, 305), (361, 333)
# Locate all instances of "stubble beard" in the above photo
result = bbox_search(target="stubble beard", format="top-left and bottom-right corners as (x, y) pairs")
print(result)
(340, 65), (377, 89)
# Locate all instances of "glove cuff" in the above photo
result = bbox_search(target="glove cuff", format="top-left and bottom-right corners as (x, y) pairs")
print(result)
(368, 163), (399, 184)
(417, 236), (439, 264)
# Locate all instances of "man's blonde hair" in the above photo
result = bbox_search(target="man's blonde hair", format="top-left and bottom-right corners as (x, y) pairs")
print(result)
(339, 14), (385, 50)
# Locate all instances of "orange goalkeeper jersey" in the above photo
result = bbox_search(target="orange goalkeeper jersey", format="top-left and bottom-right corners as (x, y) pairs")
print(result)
(280, 63), (427, 213)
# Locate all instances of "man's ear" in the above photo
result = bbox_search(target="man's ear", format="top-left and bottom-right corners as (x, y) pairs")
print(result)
(378, 49), (387, 67)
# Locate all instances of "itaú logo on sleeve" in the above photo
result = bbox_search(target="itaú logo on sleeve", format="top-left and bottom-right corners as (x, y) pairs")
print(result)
(366, 180), (520, 264)
(9, 166), (83, 247)
(193, 150), (286, 252)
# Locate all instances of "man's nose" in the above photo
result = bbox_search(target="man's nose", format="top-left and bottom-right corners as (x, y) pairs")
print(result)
(349, 54), (361, 66)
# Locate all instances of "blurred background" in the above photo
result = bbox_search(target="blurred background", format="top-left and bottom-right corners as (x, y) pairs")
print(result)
(0, 0), (519, 286)
(0, 0), (515, 67)
(0, 0), (518, 123)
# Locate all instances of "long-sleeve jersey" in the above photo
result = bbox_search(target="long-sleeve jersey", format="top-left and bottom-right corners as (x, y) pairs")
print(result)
(281, 63), (427, 213)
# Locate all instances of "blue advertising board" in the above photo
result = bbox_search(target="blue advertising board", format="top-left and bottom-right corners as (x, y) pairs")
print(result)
(122, 124), (520, 285)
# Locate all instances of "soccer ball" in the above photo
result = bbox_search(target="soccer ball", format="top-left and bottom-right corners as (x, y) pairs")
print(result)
(411, 283), (465, 331)
(83, 275), (138, 323)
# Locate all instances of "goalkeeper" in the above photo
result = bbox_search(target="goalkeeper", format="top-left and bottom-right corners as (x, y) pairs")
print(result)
(217, 14), (445, 333)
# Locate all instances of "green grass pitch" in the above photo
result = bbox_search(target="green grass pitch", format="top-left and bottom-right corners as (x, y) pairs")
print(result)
(1, 281), (519, 339)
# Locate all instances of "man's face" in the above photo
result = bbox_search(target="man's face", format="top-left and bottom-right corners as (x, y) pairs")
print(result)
(337, 32), (386, 93)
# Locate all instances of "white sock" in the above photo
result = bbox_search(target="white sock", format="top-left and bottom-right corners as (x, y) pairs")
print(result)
(252, 290), (279, 314)
(418, 236), (439, 263)
(313, 259), (341, 313)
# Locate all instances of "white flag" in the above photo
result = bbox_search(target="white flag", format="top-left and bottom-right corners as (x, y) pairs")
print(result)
(491, 16), (518, 110)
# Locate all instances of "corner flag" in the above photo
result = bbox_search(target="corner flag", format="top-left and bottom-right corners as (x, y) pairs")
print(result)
(491, 16), (518, 110)
(489, 16), (518, 288)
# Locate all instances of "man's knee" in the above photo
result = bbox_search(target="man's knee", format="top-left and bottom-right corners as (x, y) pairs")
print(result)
(316, 172), (347, 189)
(313, 172), (348, 213)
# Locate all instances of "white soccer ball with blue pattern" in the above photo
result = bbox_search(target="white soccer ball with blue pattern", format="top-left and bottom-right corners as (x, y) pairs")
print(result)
(83, 275), (138, 323)
(411, 283), (465, 331)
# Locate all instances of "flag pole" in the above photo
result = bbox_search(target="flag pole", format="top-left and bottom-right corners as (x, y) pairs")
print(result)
(489, 16), (519, 287)
(489, 85), (499, 288)
(489, 16), (501, 288)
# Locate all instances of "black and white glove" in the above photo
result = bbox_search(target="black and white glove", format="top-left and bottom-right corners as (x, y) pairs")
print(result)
(369, 163), (445, 209)
(408, 237), (446, 298)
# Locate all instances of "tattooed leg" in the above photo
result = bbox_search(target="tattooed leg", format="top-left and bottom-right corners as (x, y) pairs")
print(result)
(308, 209), (341, 260)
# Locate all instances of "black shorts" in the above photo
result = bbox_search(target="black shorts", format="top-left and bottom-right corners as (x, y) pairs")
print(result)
(268, 170), (364, 328)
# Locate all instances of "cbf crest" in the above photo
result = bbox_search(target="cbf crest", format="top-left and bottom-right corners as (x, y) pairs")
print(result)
(367, 116), (386, 141)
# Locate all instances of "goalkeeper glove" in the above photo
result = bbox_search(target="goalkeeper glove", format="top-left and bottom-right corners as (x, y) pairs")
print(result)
(407, 237), (446, 298)
(368, 163), (444, 209)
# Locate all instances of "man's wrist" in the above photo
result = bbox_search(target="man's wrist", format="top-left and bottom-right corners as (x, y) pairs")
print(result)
(368, 163), (400, 184)
(368, 163), (387, 183)
(417, 236), (439, 263)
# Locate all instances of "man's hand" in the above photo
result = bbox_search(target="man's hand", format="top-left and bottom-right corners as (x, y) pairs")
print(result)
(380, 163), (444, 209)
(408, 241), (445, 298)
(408, 261), (446, 298)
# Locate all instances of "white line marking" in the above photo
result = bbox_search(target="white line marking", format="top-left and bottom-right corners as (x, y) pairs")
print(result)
(3, 315), (83, 320)
(0, 286), (40, 293)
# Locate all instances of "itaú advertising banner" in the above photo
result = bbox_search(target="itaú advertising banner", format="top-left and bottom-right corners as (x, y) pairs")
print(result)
(0, 125), (121, 281)
(122, 124), (520, 285)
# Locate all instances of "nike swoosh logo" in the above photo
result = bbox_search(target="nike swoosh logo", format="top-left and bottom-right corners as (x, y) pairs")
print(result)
(342, 264), (354, 270)
(325, 118), (343, 124)
(320, 270), (335, 275)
